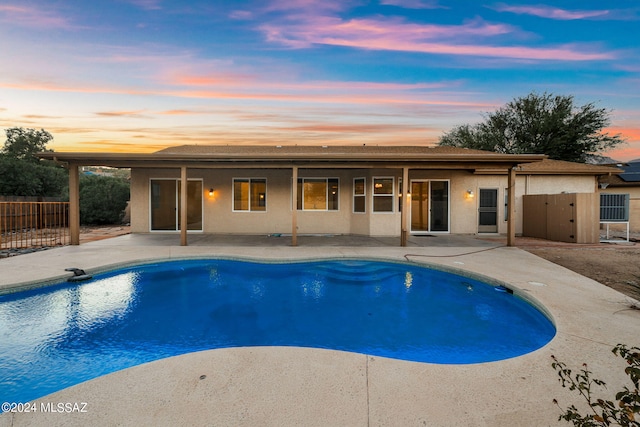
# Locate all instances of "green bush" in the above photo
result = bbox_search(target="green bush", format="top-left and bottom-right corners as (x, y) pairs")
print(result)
(0, 156), (66, 197)
(79, 175), (130, 225)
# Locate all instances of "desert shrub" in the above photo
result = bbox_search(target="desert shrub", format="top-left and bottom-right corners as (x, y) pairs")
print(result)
(551, 344), (640, 426)
(79, 175), (130, 225)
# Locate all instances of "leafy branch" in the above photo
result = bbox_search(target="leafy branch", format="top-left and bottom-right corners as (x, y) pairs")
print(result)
(551, 344), (640, 426)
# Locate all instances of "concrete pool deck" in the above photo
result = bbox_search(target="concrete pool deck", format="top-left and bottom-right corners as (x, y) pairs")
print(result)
(1, 234), (639, 426)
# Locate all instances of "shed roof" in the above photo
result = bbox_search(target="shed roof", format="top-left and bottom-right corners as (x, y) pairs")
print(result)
(517, 158), (622, 175)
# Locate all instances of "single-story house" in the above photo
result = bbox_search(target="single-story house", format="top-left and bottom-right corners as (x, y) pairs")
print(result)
(39, 145), (620, 246)
(599, 160), (640, 233)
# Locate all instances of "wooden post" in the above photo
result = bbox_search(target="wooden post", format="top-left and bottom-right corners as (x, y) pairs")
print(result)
(180, 166), (188, 246)
(507, 166), (517, 247)
(69, 163), (80, 245)
(401, 167), (409, 246)
(291, 166), (298, 246)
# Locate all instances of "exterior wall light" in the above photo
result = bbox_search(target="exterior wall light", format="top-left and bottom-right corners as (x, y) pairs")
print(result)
(466, 190), (474, 199)
(208, 188), (214, 197)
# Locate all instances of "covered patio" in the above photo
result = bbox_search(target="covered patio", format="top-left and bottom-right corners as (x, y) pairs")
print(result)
(39, 146), (546, 248)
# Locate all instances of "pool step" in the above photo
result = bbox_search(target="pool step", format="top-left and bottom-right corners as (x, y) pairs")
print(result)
(309, 262), (404, 283)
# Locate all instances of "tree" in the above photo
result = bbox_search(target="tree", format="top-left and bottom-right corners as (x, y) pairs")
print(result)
(0, 127), (66, 197)
(79, 175), (130, 225)
(1, 127), (53, 161)
(439, 92), (625, 163)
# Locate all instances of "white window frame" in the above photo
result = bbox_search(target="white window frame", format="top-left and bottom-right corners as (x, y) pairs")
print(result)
(372, 176), (395, 213)
(353, 177), (366, 214)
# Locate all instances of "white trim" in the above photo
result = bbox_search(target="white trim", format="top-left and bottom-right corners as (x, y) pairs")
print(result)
(477, 187), (499, 234)
(372, 176), (395, 213)
(408, 179), (450, 234)
(353, 177), (366, 214)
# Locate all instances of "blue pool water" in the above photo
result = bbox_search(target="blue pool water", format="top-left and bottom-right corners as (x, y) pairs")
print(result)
(0, 259), (555, 405)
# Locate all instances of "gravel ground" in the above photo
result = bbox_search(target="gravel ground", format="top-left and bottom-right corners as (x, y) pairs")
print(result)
(525, 236), (640, 301)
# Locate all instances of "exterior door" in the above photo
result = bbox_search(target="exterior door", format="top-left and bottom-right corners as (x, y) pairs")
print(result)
(150, 179), (203, 231)
(410, 181), (429, 232)
(151, 180), (177, 230)
(430, 181), (449, 232)
(410, 180), (449, 233)
(478, 188), (498, 233)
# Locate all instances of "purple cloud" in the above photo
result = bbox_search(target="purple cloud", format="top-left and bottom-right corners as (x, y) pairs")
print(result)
(491, 4), (609, 20)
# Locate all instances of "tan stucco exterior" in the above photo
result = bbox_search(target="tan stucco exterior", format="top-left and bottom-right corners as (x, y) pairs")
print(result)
(130, 167), (602, 237)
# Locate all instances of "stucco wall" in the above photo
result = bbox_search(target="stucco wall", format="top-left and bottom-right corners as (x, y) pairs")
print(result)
(130, 168), (599, 237)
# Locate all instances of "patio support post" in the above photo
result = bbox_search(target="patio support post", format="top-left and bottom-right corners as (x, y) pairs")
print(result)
(401, 167), (409, 246)
(291, 166), (298, 246)
(180, 166), (188, 246)
(507, 166), (516, 246)
(69, 163), (80, 245)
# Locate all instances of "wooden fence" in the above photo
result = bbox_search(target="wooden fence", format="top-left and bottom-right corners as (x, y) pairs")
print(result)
(0, 202), (70, 250)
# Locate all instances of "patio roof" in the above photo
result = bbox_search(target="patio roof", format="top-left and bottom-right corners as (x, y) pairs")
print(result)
(38, 145), (546, 170)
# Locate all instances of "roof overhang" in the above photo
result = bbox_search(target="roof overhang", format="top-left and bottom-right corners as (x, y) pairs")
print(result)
(37, 149), (546, 171)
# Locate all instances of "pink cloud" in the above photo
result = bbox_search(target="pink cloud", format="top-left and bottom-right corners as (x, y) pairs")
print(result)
(491, 4), (609, 20)
(95, 110), (149, 118)
(380, 0), (445, 10)
(0, 4), (77, 29)
(167, 73), (255, 87)
(163, 70), (450, 92)
(0, 78), (489, 110)
(606, 126), (640, 161)
(270, 123), (440, 134)
(229, 10), (253, 20)
(0, 81), (152, 96)
(263, 0), (347, 14)
(260, 15), (613, 61)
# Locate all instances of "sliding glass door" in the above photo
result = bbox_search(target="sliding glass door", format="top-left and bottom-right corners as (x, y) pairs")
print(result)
(150, 179), (202, 231)
(410, 180), (449, 233)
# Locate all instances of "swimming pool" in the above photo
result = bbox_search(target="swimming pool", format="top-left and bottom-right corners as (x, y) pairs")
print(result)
(0, 258), (555, 405)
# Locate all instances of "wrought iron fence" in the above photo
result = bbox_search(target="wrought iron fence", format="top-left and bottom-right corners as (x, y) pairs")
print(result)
(0, 202), (70, 250)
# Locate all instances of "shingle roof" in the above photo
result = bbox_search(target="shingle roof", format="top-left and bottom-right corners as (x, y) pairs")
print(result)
(37, 144), (547, 168)
(155, 144), (494, 156)
(518, 158), (621, 175)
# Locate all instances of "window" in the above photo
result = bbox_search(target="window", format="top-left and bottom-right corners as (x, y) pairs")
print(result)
(233, 178), (266, 212)
(296, 178), (339, 210)
(353, 178), (365, 213)
(373, 177), (394, 212)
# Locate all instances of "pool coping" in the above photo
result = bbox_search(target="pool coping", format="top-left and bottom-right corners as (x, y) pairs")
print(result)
(1, 236), (639, 426)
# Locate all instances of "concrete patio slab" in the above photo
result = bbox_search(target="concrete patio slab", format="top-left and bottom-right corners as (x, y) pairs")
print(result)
(1, 234), (639, 426)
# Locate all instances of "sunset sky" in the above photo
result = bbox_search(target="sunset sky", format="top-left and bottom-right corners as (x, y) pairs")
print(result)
(1, 1), (639, 161)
